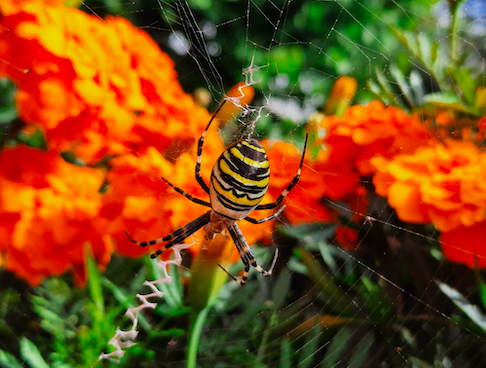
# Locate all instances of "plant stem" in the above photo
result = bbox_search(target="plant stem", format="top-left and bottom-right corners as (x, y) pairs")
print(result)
(449, 0), (463, 64)
(187, 306), (210, 368)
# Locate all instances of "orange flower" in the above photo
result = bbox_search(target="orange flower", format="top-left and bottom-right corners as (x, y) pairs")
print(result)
(0, 0), (211, 163)
(318, 100), (434, 176)
(0, 0), (288, 286)
(372, 139), (486, 232)
(335, 225), (359, 250)
(0, 146), (112, 285)
(440, 221), (486, 268)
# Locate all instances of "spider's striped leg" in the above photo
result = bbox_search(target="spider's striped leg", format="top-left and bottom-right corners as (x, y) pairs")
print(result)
(125, 211), (211, 258)
(256, 133), (308, 211)
(161, 177), (210, 207)
(218, 246), (250, 286)
(244, 205), (286, 224)
(195, 100), (228, 194)
(230, 223), (279, 279)
(218, 224), (252, 285)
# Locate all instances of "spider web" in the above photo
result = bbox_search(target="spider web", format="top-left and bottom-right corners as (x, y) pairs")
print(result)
(2, 0), (486, 367)
(104, 1), (486, 366)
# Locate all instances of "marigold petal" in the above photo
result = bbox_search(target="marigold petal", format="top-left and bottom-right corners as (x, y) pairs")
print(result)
(388, 182), (430, 223)
(441, 221), (486, 268)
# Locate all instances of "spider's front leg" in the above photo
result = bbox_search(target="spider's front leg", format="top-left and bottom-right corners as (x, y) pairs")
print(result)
(125, 211), (211, 258)
(219, 223), (279, 286)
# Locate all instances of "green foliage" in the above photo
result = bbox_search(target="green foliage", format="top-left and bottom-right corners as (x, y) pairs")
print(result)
(369, 16), (486, 119)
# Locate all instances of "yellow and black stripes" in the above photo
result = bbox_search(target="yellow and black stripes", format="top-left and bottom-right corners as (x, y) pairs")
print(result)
(210, 139), (270, 217)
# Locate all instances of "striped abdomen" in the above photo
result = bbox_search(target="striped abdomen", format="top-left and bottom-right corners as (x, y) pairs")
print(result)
(210, 139), (269, 220)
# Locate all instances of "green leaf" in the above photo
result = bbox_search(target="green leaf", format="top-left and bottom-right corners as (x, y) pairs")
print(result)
(348, 332), (373, 368)
(357, 277), (394, 321)
(423, 92), (475, 114)
(280, 338), (293, 368)
(375, 67), (397, 105)
(417, 33), (432, 67)
(299, 247), (357, 315)
(273, 268), (292, 309)
(437, 281), (486, 331)
(390, 66), (413, 108)
(297, 323), (321, 368)
(480, 282), (486, 309)
(279, 223), (336, 244)
(448, 67), (477, 106)
(87, 250), (104, 320)
(408, 357), (434, 368)
(0, 105), (17, 124)
(409, 70), (425, 105)
(318, 241), (338, 274)
(0, 350), (23, 368)
(321, 328), (351, 368)
(19, 338), (49, 368)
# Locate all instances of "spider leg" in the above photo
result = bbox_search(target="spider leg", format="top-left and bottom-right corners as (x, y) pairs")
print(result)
(125, 211), (211, 258)
(218, 224), (251, 285)
(161, 177), (210, 207)
(218, 262), (250, 286)
(244, 205), (286, 224)
(256, 133), (308, 210)
(195, 100), (228, 194)
(224, 223), (279, 285)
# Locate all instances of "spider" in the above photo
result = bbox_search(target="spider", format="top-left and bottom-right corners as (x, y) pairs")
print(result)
(126, 100), (308, 285)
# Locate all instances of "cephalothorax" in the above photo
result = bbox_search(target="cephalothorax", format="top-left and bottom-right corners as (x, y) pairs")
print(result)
(126, 101), (308, 285)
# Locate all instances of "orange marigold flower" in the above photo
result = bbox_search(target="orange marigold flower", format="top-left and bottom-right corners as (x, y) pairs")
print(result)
(440, 221), (486, 268)
(0, 146), (113, 285)
(0, 0), (211, 163)
(319, 100), (434, 176)
(335, 225), (359, 250)
(372, 139), (486, 232)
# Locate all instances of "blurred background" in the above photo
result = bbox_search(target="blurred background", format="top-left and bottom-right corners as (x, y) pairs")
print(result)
(2, 0), (486, 367)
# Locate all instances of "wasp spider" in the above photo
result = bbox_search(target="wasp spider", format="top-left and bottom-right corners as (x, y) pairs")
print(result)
(126, 101), (308, 285)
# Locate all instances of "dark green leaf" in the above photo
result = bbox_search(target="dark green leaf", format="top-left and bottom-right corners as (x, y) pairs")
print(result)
(321, 328), (351, 368)
(480, 281), (486, 309)
(280, 338), (293, 368)
(437, 281), (486, 331)
(273, 268), (292, 309)
(348, 332), (373, 368)
(297, 323), (321, 368)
